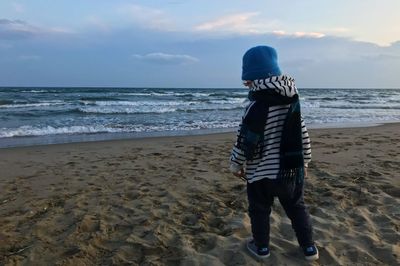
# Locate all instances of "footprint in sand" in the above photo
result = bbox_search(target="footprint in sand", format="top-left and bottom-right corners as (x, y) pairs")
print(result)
(192, 234), (218, 253)
(77, 214), (100, 233)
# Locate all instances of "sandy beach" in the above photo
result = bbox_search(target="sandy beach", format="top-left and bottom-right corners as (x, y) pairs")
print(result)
(0, 123), (399, 265)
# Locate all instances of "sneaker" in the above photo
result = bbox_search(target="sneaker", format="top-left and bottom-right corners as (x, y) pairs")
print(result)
(303, 245), (319, 261)
(247, 239), (270, 259)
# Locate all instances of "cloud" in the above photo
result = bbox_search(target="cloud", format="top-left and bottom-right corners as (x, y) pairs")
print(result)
(117, 4), (174, 31)
(0, 19), (37, 39)
(0, 18), (74, 40)
(293, 32), (325, 38)
(47, 27), (75, 34)
(0, 19), (24, 26)
(132, 52), (199, 65)
(195, 13), (324, 39)
(195, 12), (262, 33)
(272, 30), (325, 38)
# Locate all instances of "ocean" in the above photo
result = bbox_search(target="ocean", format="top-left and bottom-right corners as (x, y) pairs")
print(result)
(1, 87), (400, 148)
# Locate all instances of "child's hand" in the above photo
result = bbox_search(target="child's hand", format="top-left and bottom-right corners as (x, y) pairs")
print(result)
(304, 167), (308, 177)
(233, 168), (244, 178)
(229, 164), (246, 181)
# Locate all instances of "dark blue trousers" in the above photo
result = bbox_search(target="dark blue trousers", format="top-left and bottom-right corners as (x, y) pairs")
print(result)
(247, 178), (314, 248)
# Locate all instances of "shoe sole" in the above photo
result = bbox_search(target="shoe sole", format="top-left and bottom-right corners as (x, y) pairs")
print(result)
(305, 253), (319, 261)
(246, 242), (270, 259)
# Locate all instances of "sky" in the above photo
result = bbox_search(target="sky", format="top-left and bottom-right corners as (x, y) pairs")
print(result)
(0, 0), (399, 88)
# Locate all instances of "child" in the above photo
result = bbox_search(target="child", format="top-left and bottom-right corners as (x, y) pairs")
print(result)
(229, 45), (318, 261)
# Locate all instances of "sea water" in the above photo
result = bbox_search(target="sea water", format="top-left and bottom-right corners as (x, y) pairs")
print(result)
(1, 87), (399, 147)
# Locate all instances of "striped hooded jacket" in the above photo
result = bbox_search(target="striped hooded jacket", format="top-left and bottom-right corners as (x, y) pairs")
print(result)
(230, 76), (312, 183)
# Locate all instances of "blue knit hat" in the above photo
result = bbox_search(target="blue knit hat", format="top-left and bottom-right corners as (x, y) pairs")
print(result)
(242, 45), (282, 80)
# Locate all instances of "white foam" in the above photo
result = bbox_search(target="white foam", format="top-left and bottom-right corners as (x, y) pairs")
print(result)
(124, 92), (212, 97)
(0, 101), (65, 109)
(209, 98), (246, 105)
(0, 119), (239, 138)
(0, 125), (123, 138)
(78, 106), (178, 114)
(77, 99), (246, 114)
(20, 90), (48, 93)
(80, 100), (198, 107)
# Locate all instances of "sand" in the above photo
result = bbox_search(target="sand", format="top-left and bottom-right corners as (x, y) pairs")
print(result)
(0, 123), (399, 265)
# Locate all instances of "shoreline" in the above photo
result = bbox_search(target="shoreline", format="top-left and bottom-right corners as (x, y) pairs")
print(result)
(1, 120), (400, 149)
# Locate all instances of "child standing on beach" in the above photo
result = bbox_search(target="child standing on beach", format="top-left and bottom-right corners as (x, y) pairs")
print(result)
(229, 45), (318, 261)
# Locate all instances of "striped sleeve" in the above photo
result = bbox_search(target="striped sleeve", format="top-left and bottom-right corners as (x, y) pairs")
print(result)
(301, 117), (312, 167)
(229, 102), (254, 172)
(230, 124), (246, 171)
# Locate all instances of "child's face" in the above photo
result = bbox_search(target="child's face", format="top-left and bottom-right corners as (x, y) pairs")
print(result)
(243, 80), (253, 88)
